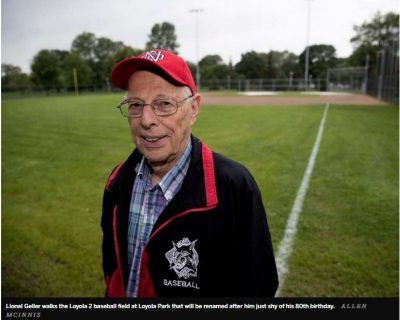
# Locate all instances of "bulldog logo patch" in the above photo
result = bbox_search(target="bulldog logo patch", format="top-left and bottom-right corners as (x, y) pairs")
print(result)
(165, 238), (199, 279)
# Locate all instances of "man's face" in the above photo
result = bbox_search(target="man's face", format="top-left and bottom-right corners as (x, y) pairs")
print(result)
(126, 71), (200, 170)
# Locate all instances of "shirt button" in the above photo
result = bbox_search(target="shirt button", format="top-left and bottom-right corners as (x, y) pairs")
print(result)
(149, 208), (155, 215)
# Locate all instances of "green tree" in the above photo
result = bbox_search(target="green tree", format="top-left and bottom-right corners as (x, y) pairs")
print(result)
(349, 11), (399, 76)
(235, 51), (268, 78)
(93, 37), (125, 86)
(60, 53), (94, 88)
(186, 60), (197, 83)
(281, 52), (303, 78)
(202, 64), (229, 81)
(71, 32), (97, 60)
(348, 45), (377, 68)
(111, 46), (143, 65)
(199, 55), (223, 69)
(31, 49), (66, 90)
(94, 38), (124, 61)
(1, 63), (31, 91)
(145, 22), (179, 53)
(299, 44), (337, 79)
(71, 32), (138, 87)
(351, 11), (399, 48)
(198, 55), (229, 81)
(265, 51), (302, 79)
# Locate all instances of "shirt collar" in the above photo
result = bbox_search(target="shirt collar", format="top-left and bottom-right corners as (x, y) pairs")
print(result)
(135, 156), (147, 177)
(135, 140), (192, 201)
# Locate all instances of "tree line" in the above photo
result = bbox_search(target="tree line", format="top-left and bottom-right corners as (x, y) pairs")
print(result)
(2, 12), (398, 92)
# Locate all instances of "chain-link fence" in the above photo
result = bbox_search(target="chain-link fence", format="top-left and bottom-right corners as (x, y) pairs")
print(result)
(201, 78), (326, 92)
(326, 67), (368, 93)
(367, 42), (399, 104)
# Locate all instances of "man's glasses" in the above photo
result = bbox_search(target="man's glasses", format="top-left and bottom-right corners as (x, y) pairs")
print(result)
(116, 95), (193, 118)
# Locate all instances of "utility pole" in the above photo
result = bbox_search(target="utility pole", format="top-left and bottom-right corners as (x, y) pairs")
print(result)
(304, 0), (313, 90)
(189, 8), (203, 90)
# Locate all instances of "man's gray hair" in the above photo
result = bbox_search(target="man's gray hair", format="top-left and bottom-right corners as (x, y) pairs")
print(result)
(182, 86), (192, 98)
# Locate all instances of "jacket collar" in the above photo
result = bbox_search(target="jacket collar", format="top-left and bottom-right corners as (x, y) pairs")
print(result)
(149, 135), (218, 231)
(114, 134), (218, 231)
(114, 135), (218, 287)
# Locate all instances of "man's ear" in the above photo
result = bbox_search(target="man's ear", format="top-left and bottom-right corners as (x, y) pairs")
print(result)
(190, 94), (201, 125)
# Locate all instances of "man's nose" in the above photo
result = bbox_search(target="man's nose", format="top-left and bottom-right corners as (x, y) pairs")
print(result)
(140, 104), (158, 128)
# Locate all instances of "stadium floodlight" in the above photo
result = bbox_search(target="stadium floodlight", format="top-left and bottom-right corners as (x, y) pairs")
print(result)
(189, 8), (203, 89)
(304, 0), (313, 90)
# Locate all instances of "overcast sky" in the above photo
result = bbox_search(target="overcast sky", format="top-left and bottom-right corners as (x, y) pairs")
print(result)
(2, 0), (399, 73)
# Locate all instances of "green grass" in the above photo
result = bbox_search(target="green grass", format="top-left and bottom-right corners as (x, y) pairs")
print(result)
(2, 94), (398, 297)
(282, 105), (399, 297)
(2, 94), (129, 297)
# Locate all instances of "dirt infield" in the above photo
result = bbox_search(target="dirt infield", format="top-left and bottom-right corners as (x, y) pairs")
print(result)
(200, 92), (388, 106)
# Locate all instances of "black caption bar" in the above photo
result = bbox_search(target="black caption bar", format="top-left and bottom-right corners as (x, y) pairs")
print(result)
(2, 297), (399, 320)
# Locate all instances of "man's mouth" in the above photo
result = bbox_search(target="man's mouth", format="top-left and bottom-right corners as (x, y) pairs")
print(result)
(141, 135), (168, 147)
(143, 136), (165, 142)
(144, 137), (162, 142)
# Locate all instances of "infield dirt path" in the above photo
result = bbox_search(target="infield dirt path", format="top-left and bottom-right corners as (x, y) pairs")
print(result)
(200, 93), (387, 106)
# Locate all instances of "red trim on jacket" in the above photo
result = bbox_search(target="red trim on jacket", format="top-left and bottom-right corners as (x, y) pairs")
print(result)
(137, 251), (157, 297)
(136, 143), (218, 297)
(107, 206), (125, 297)
(202, 143), (217, 207)
(105, 162), (124, 192)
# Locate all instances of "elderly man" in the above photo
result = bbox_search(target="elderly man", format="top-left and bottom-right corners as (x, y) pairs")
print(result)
(101, 49), (278, 297)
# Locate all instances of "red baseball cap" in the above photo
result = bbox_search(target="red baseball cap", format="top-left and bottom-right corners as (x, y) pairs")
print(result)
(111, 49), (196, 95)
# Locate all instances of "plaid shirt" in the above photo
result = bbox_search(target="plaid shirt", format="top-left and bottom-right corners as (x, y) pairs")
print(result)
(126, 141), (192, 297)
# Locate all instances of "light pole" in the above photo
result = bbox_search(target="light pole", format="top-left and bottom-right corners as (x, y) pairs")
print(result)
(189, 8), (203, 89)
(304, 0), (313, 90)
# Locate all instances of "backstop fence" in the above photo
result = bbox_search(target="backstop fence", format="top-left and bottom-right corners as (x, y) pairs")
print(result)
(201, 78), (325, 92)
(326, 67), (368, 93)
(367, 42), (399, 104)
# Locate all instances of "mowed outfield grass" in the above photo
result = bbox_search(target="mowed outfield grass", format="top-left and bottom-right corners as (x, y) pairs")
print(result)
(2, 94), (398, 297)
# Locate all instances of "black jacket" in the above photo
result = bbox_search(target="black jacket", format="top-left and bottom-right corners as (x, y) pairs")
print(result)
(101, 136), (279, 297)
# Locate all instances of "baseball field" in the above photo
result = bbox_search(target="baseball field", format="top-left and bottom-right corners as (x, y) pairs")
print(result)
(2, 92), (398, 297)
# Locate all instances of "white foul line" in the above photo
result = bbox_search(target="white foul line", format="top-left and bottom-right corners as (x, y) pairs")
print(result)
(275, 104), (330, 297)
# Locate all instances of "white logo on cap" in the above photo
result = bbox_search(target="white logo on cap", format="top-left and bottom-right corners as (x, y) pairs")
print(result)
(143, 50), (165, 62)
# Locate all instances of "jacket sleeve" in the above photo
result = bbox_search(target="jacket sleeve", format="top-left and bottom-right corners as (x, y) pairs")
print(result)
(234, 170), (279, 297)
(101, 163), (124, 293)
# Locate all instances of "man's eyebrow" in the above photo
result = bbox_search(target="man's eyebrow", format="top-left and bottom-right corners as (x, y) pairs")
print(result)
(126, 96), (144, 101)
(153, 94), (172, 99)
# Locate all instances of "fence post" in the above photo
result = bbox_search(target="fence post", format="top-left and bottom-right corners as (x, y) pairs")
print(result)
(364, 55), (369, 94)
(326, 69), (330, 91)
(378, 49), (385, 99)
